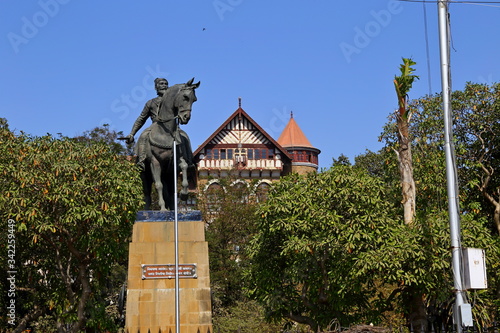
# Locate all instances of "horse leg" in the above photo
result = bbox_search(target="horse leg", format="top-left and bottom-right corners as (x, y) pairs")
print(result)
(150, 154), (167, 211)
(140, 166), (153, 210)
(164, 164), (175, 210)
(162, 151), (178, 210)
(138, 131), (154, 209)
(179, 157), (189, 202)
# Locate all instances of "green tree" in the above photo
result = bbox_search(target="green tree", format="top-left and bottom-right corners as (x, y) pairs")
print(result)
(332, 154), (351, 166)
(247, 165), (401, 331)
(382, 82), (500, 234)
(380, 92), (450, 217)
(379, 82), (500, 329)
(213, 300), (285, 333)
(452, 83), (500, 236)
(0, 122), (142, 332)
(354, 149), (387, 179)
(198, 178), (260, 307)
(199, 175), (302, 332)
(74, 123), (132, 155)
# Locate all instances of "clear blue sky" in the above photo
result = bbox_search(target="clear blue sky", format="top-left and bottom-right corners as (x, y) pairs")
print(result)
(1, 1), (499, 169)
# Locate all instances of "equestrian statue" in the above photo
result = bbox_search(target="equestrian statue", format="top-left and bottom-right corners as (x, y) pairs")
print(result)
(124, 77), (200, 210)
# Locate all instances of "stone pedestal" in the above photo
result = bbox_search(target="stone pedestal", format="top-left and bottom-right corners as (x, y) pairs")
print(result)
(125, 211), (212, 333)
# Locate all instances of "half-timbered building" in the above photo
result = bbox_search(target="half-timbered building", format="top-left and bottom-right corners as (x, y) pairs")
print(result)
(193, 99), (320, 195)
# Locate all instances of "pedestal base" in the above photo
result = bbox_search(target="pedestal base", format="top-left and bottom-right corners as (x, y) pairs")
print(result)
(125, 211), (212, 333)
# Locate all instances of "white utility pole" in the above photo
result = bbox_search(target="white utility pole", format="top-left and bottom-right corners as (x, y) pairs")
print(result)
(437, 2), (471, 332)
(173, 138), (180, 333)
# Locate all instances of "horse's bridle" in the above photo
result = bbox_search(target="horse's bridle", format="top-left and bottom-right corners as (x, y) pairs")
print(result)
(155, 85), (194, 123)
(156, 110), (190, 124)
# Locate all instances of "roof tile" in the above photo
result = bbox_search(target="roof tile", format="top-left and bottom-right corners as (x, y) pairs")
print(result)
(277, 116), (314, 148)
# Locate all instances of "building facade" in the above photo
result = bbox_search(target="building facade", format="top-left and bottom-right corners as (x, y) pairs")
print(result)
(192, 100), (320, 194)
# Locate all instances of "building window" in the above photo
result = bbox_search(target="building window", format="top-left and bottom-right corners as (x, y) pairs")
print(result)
(205, 182), (223, 211)
(186, 194), (197, 206)
(254, 149), (268, 160)
(268, 149), (274, 159)
(206, 148), (235, 160)
(255, 182), (271, 202)
(292, 151), (310, 162)
(235, 149), (247, 162)
(231, 181), (249, 203)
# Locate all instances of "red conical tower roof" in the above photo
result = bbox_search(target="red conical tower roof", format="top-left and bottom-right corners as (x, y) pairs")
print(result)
(277, 112), (314, 148)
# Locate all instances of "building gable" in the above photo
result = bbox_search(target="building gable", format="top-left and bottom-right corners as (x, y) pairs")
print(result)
(194, 107), (290, 158)
(208, 115), (271, 146)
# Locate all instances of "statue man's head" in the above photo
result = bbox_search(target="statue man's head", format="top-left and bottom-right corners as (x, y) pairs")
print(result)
(155, 78), (168, 96)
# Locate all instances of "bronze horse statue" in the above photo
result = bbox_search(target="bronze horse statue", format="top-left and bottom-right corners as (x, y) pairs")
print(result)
(137, 78), (200, 210)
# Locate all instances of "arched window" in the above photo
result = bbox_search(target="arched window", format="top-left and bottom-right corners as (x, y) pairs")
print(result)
(231, 180), (249, 203)
(205, 181), (223, 211)
(255, 181), (271, 202)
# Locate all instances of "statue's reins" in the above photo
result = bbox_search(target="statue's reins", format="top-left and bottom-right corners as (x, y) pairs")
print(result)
(149, 85), (193, 150)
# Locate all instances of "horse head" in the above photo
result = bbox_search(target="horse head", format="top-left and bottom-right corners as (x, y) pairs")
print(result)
(174, 78), (200, 125)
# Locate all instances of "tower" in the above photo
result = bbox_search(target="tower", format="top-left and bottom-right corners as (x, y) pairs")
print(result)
(277, 112), (320, 174)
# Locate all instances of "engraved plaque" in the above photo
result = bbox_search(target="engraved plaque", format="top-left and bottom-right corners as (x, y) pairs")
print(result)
(141, 264), (197, 279)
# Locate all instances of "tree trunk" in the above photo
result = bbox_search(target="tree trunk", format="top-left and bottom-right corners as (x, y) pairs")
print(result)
(13, 306), (43, 333)
(287, 312), (319, 333)
(478, 162), (500, 235)
(396, 113), (416, 225)
(396, 107), (425, 332)
(481, 185), (500, 236)
(406, 289), (428, 333)
(69, 262), (91, 333)
(495, 204), (500, 236)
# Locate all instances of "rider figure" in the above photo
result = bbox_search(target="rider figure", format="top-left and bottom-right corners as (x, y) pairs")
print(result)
(125, 78), (168, 170)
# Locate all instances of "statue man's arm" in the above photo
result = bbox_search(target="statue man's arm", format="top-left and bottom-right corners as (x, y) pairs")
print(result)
(125, 101), (152, 143)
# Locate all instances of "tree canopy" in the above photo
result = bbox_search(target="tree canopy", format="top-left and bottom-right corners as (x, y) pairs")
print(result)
(381, 82), (500, 235)
(375, 81), (500, 329)
(247, 165), (401, 331)
(0, 121), (142, 332)
(247, 81), (500, 332)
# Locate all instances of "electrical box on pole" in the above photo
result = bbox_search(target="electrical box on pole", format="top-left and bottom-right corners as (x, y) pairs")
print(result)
(459, 304), (474, 328)
(462, 248), (488, 290)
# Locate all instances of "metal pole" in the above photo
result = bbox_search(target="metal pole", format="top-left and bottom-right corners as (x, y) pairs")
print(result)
(173, 137), (180, 333)
(437, 2), (465, 332)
